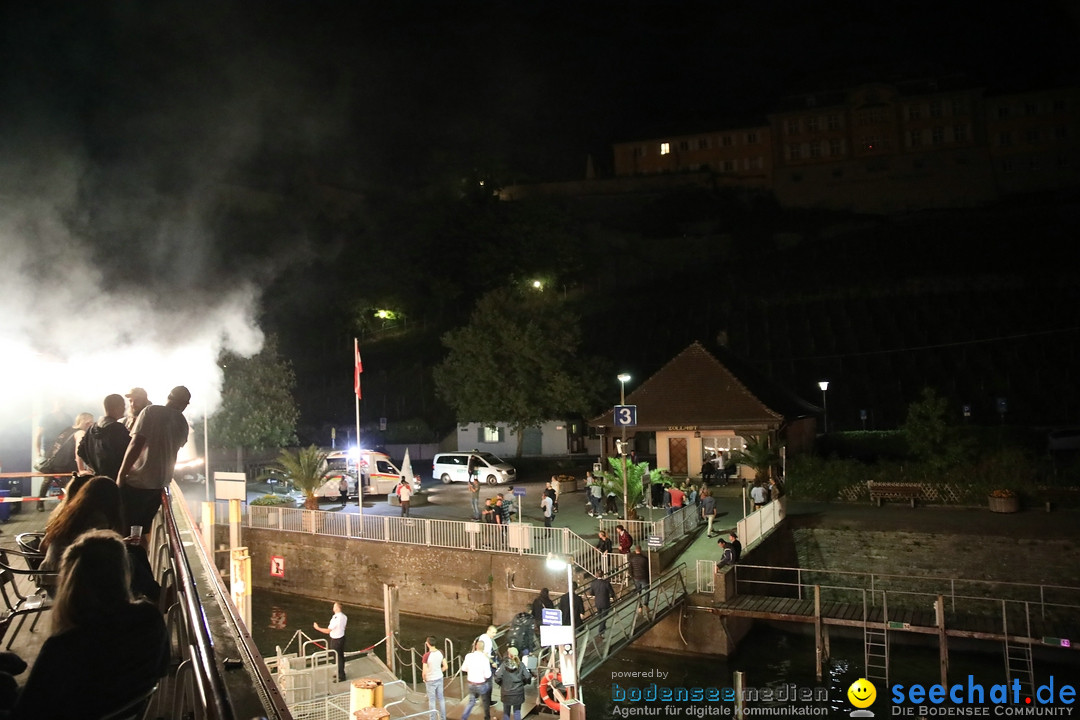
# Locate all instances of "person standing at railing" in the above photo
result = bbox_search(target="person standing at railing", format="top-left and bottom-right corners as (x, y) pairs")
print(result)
(750, 481), (768, 509)
(615, 524), (633, 554)
(422, 636), (447, 720)
(312, 602), (348, 682)
(717, 539), (736, 568)
(667, 483), (685, 516)
(540, 493), (555, 528)
(468, 476), (481, 520)
(727, 531), (742, 563)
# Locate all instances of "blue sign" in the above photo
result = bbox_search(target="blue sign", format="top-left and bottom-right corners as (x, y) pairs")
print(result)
(614, 405), (637, 427)
(512, 486), (526, 497)
(541, 608), (563, 626)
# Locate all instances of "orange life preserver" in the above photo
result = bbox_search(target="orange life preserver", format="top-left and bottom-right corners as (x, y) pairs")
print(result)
(538, 670), (564, 712)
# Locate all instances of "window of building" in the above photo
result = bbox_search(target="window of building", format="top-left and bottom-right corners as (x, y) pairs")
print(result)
(827, 114), (841, 130)
(806, 117), (818, 132)
(786, 119), (799, 135)
(722, 135), (733, 146)
(1029, 158), (1040, 171)
(790, 172), (803, 182)
(679, 140), (689, 151)
(832, 168), (844, 178)
(909, 129), (922, 147)
(998, 106), (1009, 119)
(746, 131), (758, 144)
(829, 138), (843, 156)
(752, 156), (764, 170)
(1058, 154), (1069, 168)
(1026, 129), (1039, 144)
(1002, 158), (1015, 172)
(913, 159), (924, 169)
(482, 426), (505, 443)
(954, 125), (967, 143)
(952, 98), (966, 115)
(698, 137), (709, 149)
(633, 146), (644, 158)
(810, 141), (821, 158)
(998, 132), (1013, 147)
(932, 127), (944, 145)
(1025, 102), (1038, 116)
(660, 142), (670, 155)
(930, 101), (943, 118)
(789, 144), (801, 160)
(1055, 126), (1068, 142)
(722, 160), (734, 172)
(1053, 99), (1066, 113)
(908, 105), (921, 120)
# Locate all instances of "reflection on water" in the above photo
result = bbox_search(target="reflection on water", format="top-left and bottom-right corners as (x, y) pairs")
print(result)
(252, 591), (1080, 714)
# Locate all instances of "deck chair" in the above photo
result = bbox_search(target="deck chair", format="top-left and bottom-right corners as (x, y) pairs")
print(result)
(0, 547), (57, 649)
(14, 533), (45, 571)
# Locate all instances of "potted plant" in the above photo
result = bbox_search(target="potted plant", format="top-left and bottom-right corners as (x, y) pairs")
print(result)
(988, 488), (1020, 513)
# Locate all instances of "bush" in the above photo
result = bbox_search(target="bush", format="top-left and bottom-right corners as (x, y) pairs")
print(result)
(250, 494), (298, 507)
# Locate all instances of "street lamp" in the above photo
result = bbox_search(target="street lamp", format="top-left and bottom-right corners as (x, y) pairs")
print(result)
(617, 373), (631, 519)
(546, 553), (577, 700)
(818, 380), (829, 434)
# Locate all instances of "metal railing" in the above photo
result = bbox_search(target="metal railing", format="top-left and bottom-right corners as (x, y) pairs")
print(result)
(236, 504), (624, 578)
(597, 502), (702, 547)
(734, 496), (786, 548)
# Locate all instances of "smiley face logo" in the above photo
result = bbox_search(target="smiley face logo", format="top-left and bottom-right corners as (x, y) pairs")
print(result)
(848, 678), (876, 708)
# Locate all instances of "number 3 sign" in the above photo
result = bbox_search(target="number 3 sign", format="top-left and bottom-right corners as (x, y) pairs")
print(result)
(614, 405), (637, 427)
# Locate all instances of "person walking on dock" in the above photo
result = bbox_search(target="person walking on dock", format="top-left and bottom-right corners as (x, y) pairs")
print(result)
(460, 639), (492, 720)
(422, 636), (447, 720)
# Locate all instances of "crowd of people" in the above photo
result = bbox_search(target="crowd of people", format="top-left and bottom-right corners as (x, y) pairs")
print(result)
(1, 385), (192, 717)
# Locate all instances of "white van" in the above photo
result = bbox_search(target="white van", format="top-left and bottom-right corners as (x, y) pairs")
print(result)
(314, 449), (420, 499)
(432, 451), (516, 485)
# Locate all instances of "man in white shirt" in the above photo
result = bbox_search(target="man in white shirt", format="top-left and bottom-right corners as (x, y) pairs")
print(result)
(422, 636), (448, 720)
(460, 639), (492, 720)
(397, 479), (413, 517)
(313, 602), (348, 682)
(750, 481), (769, 509)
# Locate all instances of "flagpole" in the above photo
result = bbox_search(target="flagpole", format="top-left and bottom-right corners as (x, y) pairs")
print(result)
(354, 338), (363, 519)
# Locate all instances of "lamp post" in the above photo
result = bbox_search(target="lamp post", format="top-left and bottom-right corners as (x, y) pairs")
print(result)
(617, 373), (631, 520)
(546, 553), (577, 700)
(818, 380), (830, 434)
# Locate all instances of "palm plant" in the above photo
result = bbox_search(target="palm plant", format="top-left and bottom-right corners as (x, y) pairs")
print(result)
(728, 435), (781, 484)
(265, 445), (330, 510)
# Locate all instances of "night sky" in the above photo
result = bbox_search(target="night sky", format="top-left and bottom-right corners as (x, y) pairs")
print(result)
(1, 1), (1077, 427)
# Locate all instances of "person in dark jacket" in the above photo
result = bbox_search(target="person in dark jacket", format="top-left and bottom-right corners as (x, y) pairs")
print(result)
(493, 647), (532, 720)
(558, 586), (585, 627)
(589, 574), (616, 635)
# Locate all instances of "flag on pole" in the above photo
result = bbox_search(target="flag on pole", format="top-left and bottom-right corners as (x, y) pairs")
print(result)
(354, 338), (363, 399)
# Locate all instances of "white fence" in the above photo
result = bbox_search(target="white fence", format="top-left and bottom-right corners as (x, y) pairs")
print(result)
(598, 503), (701, 548)
(735, 496), (786, 548)
(226, 504), (626, 579)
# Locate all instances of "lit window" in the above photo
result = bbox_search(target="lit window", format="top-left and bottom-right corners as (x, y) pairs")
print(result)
(482, 426), (504, 443)
(660, 142), (670, 155)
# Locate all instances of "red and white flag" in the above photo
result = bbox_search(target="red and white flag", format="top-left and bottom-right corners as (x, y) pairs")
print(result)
(354, 338), (363, 399)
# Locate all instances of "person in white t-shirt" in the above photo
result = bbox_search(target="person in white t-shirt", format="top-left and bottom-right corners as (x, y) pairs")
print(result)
(422, 635), (448, 720)
(313, 602), (348, 682)
(460, 639), (492, 720)
(397, 479), (413, 517)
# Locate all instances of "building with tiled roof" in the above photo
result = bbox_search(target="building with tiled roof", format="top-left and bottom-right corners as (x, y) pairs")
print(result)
(591, 342), (819, 478)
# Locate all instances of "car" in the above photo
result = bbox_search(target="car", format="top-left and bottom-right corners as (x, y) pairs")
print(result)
(432, 451), (516, 485)
(314, 449), (420, 498)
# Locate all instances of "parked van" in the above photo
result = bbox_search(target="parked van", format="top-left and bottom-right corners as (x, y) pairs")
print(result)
(314, 449), (420, 499)
(432, 451), (516, 485)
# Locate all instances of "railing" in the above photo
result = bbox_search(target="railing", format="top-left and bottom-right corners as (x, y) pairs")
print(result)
(735, 496), (786, 548)
(696, 559), (717, 594)
(597, 502), (702, 547)
(236, 503), (623, 578)
(149, 486), (292, 720)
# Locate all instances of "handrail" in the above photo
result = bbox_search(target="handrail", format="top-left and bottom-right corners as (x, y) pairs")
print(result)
(160, 486), (237, 720)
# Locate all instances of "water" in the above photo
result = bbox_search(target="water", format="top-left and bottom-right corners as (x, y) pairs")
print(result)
(251, 591), (1080, 715)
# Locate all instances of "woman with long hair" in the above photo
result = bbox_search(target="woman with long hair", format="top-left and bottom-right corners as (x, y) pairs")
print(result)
(39, 475), (123, 575)
(11, 530), (168, 719)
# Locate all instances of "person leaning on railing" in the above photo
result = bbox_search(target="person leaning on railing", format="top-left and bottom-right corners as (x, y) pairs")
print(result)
(6, 529), (168, 719)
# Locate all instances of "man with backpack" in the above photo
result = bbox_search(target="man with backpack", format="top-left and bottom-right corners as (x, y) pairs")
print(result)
(77, 394), (131, 481)
(35, 412), (93, 511)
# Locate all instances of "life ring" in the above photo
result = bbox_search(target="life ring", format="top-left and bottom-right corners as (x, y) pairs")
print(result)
(538, 670), (564, 712)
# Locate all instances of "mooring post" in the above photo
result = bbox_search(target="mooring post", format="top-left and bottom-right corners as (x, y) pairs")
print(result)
(937, 594), (948, 686)
(814, 585), (823, 681)
(733, 671), (745, 715)
(384, 583), (399, 674)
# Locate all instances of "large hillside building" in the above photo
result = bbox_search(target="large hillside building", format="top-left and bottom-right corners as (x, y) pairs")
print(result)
(503, 78), (1080, 213)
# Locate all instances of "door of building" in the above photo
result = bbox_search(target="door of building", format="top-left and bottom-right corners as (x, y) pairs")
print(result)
(668, 437), (688, 475)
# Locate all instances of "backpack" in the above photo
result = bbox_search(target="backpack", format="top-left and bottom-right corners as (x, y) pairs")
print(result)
(34, 427), (79, 474)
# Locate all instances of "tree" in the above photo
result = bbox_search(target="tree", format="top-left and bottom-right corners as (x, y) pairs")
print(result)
(265, 445), (329, 510)
(433, 286), (601, 456)
(729, 435), (781, 483)
(211, 335), (299, 461)
(900, 387), (973, 471)
(603, 458), (655, 519)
